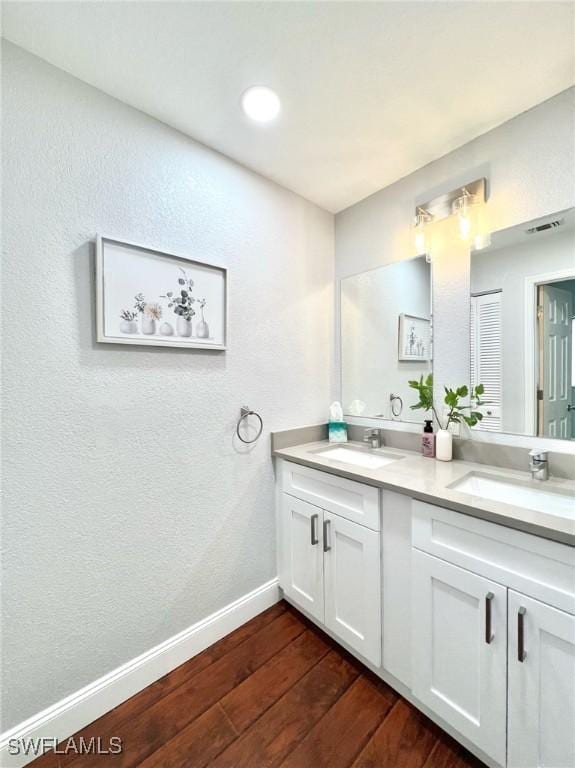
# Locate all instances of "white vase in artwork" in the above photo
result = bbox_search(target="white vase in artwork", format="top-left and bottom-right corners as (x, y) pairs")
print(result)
(177, 316), (192, 337)
(159, 322), (174, 336)
(196, 304), (209, 338)
(141, 317), (156, 335)
(196, 320), (209, 338)
(436, 429), (453, 462)
(120, 319), (138, 334)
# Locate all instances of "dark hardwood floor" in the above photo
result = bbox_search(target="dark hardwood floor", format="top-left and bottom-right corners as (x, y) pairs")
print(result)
(31, 602), (485, 768)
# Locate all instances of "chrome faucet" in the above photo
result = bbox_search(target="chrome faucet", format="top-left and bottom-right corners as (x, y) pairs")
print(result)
(363, 428), (384, 449)
(529, 449), (549, 481)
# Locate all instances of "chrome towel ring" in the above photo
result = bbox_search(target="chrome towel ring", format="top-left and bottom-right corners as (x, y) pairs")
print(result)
(236, 406), (264, 444)
(390, 393), (404, 417)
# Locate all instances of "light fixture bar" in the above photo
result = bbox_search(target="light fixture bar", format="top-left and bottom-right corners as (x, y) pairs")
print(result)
(414, 178), (486, 222)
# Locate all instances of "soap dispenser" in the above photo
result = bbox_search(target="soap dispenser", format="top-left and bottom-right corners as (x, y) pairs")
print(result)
(421, 420), (435, 457)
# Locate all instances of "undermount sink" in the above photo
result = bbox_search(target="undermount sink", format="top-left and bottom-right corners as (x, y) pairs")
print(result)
(312, 445), (404, 470)
(449, 471), (575, 519)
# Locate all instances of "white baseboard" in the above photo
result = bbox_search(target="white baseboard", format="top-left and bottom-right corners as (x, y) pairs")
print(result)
(0, 578), (280, 768)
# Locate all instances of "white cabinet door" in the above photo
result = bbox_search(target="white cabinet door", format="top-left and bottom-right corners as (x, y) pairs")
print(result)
(279, 494), (324, 622)
(412, 550), (507, 766)
(323, 511), (381, 666)
(508, 591), (575, 768)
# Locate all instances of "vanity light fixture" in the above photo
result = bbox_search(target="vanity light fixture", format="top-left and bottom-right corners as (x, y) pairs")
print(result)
(241, 86), (281, 122)
(413, 178), (490, 253)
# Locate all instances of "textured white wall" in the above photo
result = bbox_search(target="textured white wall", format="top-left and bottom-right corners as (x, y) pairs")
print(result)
(336, 88), (575, 406)
(1, 42), (334, 730)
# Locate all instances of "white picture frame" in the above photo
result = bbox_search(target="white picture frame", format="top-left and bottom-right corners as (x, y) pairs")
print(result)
(96, 235), (228, 350)
(398, 313), (430, 361)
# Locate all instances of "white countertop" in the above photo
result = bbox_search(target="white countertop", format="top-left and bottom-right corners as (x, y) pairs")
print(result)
(273, 440), (575, 546)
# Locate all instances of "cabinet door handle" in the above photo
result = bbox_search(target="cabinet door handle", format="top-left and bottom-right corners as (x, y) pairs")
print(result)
(323, 519), (331, 552)
(310, 513), (319, 546)
(485, 592), (494, 644)
(518, 607), (527, 662)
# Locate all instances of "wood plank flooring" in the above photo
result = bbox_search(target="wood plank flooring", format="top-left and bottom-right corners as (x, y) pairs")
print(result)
(30, 602), (485, 768)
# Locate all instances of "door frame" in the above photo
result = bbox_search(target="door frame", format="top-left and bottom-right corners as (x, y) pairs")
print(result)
(523, 267), (575, 435)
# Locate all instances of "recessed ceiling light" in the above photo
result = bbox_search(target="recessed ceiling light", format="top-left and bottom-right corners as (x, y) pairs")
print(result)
(241, 86), (281, 123)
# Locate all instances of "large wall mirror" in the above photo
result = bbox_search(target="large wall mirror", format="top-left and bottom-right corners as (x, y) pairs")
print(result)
(341, 255), (432, 422)
(470, 207), (575, 440)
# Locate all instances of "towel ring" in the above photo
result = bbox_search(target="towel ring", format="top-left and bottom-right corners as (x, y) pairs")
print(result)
(390, 393), (404, 417)
(236, 406), (263, 444)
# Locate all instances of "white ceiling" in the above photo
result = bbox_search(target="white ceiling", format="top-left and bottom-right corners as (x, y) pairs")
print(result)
(3, 1), (574, 212)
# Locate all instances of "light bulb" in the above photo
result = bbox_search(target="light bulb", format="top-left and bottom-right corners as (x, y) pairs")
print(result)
(414, 208), (433, 256)
(452, 190), (479, 242)
(459, 212), (472, 240)
(415, 229), (426, 254)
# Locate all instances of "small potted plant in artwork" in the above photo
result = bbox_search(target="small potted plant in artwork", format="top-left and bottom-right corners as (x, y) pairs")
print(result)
(409, 375), (486, 461)
(119, 309), (138, 334)
(133, 293), (147, 333)
(196, 298), (209, 338)
(141, 303), (162, 335)
(161, 269), (196, 337)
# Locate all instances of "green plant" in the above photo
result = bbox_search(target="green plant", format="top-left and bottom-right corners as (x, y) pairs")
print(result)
(408, 374), (486, 429)
(408, 374), (441, 424)
(443, 383), (486, 428)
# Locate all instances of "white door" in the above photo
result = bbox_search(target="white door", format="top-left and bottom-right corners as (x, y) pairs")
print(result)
(323, 511), (381, 666)
(411, 550), (507, 766)
(279, 494), (324, 622)
(508, 591), (575, 768)
(540, 283), (573, 438)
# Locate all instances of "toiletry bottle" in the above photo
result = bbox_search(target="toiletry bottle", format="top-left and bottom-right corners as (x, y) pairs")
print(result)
(421, 420), (435, 457)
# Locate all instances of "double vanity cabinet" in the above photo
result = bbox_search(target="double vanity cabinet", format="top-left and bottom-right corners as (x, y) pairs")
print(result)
(275, 455), (575, 768)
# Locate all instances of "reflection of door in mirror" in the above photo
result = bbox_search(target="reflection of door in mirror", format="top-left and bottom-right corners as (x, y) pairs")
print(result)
(470, 207), (575, 441)
(538, 282), (574, 439)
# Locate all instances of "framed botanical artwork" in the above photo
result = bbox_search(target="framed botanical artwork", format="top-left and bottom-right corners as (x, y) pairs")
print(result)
(96, 236), (228, 350)
(398, 313), (431, 361)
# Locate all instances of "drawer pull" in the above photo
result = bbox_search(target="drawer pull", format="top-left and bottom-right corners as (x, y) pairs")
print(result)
(310, 513), (319, 546)
(485, 592), (494, 644)
(518, 607), (527, 662)
(323, 519), (331, 552)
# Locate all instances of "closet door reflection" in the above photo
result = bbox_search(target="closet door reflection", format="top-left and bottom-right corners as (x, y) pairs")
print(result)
(470, 291), (502, 432)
